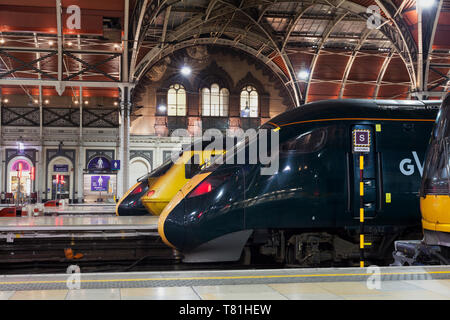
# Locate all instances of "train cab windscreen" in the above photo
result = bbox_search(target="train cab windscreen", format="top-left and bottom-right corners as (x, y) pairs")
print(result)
(421, 95), (450, 196)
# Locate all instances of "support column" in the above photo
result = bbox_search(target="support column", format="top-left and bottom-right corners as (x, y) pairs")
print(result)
(38, 85), (45, 202)
(77, 87), (84, 203)
(0, 88), (2, 194)
(117, 87), (130, 198)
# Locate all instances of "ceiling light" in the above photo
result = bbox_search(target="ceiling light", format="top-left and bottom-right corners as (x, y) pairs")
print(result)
(48, 40), (54, 46)
(34, 99), (38, 104)
(84, 100), (89, 105)
(3, 98), (9, 103)
(44, 99), (49, 104)
(113, 101), (118, 106)
(298, 70), (310, 80)
(74, 100), (79, 105)
(158, 105), (167, 112)
(181, 66), (191, 76)
(417, 0), (434, 8)
(0, 39), (4, 44)
(67, 41), (72, 46)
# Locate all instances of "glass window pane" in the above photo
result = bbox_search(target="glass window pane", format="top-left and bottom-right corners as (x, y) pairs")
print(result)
(220, 88), (229, 117)
(211, 84), (220, 116)
(250, 90), (258, 117)
(167, 88), (177, 116)
(177, 88), (186, 116)
(202, 88), (210, 116)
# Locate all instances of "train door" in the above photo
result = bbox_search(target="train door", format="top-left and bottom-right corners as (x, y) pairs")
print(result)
(351, 125), (378, 219)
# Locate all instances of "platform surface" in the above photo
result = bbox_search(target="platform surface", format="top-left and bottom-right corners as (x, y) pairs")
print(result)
(0, 215), (158, 231)
(0, 265), (449, 300)
(43, 204), (116, 215)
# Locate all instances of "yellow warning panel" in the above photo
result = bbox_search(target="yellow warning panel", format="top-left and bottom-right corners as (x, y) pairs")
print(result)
(386, 193), (391, 203)
(376, 124), (381, 132)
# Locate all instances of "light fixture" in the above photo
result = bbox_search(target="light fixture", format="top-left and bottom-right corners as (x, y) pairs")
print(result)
(34, 99), (38, 104)
(181, 66), (191, 76)
(417, 0), (434, 8)
(74, 100), (79, 105)
(0, 38), (4, 44)
(113, 43), (120, 49)
(3, 98), (9, 103)
(67, 41), (72, 46)
(44, 99), (49, 104)
(48, 40), (54, 46)
(158, 104), (167, 113)
(84, 100), (89, 105)
(298, 70), (310, 80)
(113, 101), (118, 106)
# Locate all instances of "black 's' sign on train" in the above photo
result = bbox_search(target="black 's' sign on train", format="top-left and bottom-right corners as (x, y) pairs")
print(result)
(158, 98), (442, 266)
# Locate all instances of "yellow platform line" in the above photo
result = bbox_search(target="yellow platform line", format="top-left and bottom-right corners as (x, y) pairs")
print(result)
(1, 270), (450, 285)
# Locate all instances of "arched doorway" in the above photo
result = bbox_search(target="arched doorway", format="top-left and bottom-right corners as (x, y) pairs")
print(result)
(47, 156), (74, 200)
(7, 157), (33, 198)
(129, 157), (151, 188)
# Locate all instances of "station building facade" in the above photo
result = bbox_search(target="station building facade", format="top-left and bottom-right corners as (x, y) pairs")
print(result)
(0, 46), (291, 203)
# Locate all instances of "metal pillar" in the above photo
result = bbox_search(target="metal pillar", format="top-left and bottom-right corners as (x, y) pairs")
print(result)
(77, 87), (84, 203)
(118, 87), (130, 198)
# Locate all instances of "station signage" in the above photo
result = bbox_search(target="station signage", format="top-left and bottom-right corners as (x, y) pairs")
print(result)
(54, 164), (69, 172)
(111, 160), (120, 170)
(91, 176), (110, 192)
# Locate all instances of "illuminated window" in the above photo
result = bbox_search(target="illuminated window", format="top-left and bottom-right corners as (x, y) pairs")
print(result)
(167, 84), (186, 116)
(202, 83), (229, 117)
(240, 86), (258, 117)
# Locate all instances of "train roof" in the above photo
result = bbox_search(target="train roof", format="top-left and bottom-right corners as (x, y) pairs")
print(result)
(267, 99), (442, 128)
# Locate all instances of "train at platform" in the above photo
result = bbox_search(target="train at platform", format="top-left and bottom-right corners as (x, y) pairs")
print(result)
(393, 93), (450, 265)
(116, 139), (231, 216)
(158, 98), (442, 266)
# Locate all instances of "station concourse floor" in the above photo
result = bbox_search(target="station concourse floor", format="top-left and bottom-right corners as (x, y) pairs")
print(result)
(0, 266), (449, 300)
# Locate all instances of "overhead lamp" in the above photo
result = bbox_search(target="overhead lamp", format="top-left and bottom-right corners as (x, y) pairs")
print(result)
(158, 104), (167, 113)
(44, 99), (50, 104)
(84, 100), (89, 105)
(67, 41), (73, 46)
(74, 100), (79, 105)
(113, 43), (120, 49)
(417, 0), (434, 8)
(48, 40), (54, 46)
(113, 101), (118, 106)
(34, 99), (38, 104)
(0, 38), (4, 44)
(298, 70), (310, 80)
(3, 98), (9, 103)
(181, 66), (191, 76)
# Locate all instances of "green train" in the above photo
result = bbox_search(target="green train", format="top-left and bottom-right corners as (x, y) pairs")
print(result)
(158, 99), (441, 266)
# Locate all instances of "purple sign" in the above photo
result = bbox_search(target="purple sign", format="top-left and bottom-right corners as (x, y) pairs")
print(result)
(54, 164), (69, 172)
(88, 157), (111, 171)
(353, 129), (371, 153)
(91, 175), (110, 192)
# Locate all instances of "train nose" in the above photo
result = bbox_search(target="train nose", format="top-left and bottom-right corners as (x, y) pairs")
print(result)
(158, 190), (186, 250)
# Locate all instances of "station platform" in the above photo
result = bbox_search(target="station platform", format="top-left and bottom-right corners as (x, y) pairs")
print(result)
(44, 203), (117, 216)
(0, 265), (449, 300)
(0, 215), (158, 233)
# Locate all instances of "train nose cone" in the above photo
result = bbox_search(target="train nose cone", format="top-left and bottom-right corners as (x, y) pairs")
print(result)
(158, 190), (186, 250)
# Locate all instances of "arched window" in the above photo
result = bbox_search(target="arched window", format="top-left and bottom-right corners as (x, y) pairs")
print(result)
(202, 83), (229, 117)
(167, 84), (186, 116)
(240, 85), (258, 117)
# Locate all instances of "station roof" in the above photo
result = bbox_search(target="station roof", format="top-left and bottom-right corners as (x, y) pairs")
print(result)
(0, 0), (448, 104)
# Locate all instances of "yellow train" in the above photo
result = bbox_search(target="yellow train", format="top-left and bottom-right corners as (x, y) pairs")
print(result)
(117, 138), (232, 216)
(420, 93), (450, 250)
(394, 93), (449, 265)
(142, 147), (224, 216)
